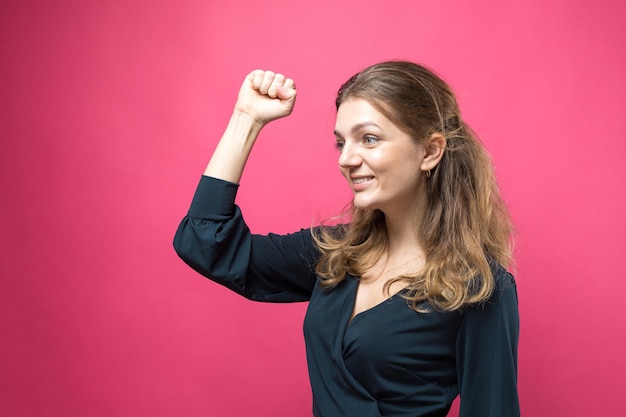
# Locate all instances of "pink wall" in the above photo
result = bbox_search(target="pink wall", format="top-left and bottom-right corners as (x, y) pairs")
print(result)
(2, 0), (625, 416)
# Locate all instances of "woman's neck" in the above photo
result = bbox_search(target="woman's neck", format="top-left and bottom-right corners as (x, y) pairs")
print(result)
(383, 210), (425, 266)
(383, 192), (428, 251)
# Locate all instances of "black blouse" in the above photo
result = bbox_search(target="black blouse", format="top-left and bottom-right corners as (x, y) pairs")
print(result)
(173, 176), (520, 417)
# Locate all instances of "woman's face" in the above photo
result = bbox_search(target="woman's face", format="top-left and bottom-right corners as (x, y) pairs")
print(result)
(334, 98), (427, 216)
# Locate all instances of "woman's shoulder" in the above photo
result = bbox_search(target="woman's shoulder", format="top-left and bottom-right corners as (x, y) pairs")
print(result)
(490, 262), (516, 292)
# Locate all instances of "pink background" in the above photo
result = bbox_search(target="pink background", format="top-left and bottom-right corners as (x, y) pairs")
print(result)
(2, 0), (625, 416)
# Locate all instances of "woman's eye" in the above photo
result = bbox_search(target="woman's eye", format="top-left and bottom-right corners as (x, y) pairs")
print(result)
(335, 141), (345, 150)
(363, 136), (378, 145)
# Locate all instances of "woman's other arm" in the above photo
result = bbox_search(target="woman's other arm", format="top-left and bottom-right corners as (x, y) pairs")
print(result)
(456, 269), (521, 416)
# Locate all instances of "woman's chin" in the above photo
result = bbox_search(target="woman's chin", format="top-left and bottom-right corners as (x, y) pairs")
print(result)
(352, 199), (378, 211)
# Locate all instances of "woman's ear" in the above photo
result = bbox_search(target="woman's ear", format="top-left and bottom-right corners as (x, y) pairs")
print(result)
(421, 133), (446, 172)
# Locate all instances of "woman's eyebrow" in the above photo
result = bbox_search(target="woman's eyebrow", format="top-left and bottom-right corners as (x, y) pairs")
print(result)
(334, 121), (382, 138)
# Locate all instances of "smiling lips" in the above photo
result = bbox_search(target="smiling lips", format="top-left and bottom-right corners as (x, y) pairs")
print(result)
(351, 176), (375, 191)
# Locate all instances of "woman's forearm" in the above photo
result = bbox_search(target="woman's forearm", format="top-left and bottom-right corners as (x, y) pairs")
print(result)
(203, 110), (263, 183)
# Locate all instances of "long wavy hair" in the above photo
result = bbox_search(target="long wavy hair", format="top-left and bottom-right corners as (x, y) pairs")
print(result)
(313, 61), (514, 312)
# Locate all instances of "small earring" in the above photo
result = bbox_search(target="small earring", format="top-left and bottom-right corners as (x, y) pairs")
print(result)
(426, 169), (431, 178)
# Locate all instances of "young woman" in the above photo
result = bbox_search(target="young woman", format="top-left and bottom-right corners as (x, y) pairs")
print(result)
(174, 61), (520, 417)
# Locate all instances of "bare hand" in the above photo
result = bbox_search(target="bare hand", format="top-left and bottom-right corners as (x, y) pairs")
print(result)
(234, 70), (297, 126)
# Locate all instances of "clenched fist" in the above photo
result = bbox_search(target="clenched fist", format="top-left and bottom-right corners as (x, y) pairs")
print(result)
(234, 70), (297, 126)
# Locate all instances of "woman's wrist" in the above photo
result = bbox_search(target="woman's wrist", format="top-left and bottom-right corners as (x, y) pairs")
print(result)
(230, 108), (265, 133)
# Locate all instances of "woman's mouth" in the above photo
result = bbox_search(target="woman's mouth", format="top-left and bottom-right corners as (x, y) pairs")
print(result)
(351, 176), (374, 191)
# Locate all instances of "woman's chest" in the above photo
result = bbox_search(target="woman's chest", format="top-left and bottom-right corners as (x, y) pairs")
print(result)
(304, 277), (463, 394)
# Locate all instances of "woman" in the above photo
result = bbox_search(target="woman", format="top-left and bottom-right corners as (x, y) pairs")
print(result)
(174, 61), (520, 416)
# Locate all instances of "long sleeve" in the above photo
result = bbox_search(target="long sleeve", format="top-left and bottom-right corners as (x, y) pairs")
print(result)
(173, 176), (318, 302)
(455, 268), (520, 417)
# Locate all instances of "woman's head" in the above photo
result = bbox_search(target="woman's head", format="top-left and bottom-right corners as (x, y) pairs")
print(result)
(335, 61), (505, 242)
(334, 61), (457, 217)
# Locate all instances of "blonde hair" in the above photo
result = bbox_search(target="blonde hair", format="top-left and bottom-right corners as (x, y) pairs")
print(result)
(313, 61), (514, 312)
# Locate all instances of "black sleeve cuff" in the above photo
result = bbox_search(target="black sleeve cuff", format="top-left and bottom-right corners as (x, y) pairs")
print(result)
(187, 176), (240, 220)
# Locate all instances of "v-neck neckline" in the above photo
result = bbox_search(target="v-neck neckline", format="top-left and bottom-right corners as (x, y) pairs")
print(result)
(346, 276), (409, 327)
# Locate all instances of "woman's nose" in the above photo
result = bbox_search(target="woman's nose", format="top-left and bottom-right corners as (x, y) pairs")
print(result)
(338, 143), (362, 168)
